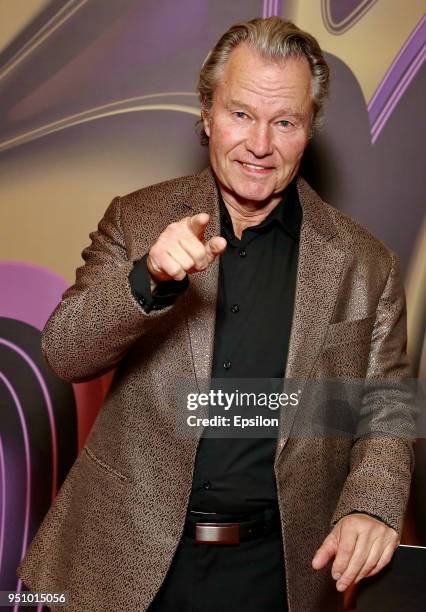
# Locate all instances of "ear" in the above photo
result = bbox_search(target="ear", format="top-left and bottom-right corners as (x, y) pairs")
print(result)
(202, 108), (211, 138)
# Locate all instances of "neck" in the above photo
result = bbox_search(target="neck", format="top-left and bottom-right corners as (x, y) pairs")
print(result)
(220, 192), (283, 239)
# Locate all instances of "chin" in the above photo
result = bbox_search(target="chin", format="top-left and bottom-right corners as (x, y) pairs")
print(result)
(240, 187), (276, 202)
(230, 179), (271, 197)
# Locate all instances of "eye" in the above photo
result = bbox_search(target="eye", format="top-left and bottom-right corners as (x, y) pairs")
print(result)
(233, 111), (248, 119)
(277, 119), (293, 128)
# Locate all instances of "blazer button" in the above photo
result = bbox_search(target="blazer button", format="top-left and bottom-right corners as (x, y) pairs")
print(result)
(231, 304), (240, 313)
(202, 480), (212, 490)
(239, 249), (247, 257)
(223, 360), (231, 370)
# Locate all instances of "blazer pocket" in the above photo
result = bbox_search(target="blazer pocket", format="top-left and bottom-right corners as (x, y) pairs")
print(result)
(82, 446), (128, 484)
(324, 314), (376, 348)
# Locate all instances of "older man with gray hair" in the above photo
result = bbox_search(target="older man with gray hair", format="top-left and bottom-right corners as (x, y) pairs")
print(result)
(18, 17), (414, 612)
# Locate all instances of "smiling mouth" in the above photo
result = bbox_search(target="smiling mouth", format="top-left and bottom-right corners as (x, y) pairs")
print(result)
(237, 161), (274, 172)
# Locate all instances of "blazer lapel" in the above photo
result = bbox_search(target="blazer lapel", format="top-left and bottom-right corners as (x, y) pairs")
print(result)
(275, 178), (346, 460)
(183, 168), (220, 394)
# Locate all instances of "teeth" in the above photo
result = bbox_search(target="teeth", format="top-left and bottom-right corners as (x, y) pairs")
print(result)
(241, 162), (269, 170)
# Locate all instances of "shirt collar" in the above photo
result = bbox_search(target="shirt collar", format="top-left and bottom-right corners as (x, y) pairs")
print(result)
(218, 178), (302, 242)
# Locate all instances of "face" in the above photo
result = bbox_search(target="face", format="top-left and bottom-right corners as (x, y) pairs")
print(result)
(203, 43), (313, 210)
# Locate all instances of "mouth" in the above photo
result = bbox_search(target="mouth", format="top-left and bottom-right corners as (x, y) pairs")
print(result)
(236, 161), (274, 174)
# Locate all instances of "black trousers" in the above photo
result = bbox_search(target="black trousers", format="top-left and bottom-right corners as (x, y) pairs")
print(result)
(147, 526), (288, 611)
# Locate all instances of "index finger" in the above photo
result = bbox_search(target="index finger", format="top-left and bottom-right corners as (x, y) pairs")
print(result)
(331, 529), (358, 581)
(335, 535), (369, 591)
(188, 213), (210, 238)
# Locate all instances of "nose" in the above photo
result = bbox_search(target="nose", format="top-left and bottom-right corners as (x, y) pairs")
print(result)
(245, 122), (273, 158)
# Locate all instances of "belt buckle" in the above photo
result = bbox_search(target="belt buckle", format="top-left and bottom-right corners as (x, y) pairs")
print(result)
(195, 522), (240, 544)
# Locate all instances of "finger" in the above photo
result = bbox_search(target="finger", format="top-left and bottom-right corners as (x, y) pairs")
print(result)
(312, 532), (338, 570)
(154, 252), (186, 281)
(363, 541), (397, 579)
(165, 243), (195, 271)
(205, 236), (227, 262)
(330, 528), (358, 580)
(177, 234), (209, 270)
(148, 257), (161, 275)
(353, 537), (384, 584)
(188, 213), (210, 239)
(335, 534), (370, 591)
(146, 255), (170, 282)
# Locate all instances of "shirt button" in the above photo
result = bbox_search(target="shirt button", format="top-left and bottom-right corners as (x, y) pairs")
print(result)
(223, 360), (231, 370)
(202, 480), (212, 490)
(231, 304), (240, 313)
(239, 249), (247, 257)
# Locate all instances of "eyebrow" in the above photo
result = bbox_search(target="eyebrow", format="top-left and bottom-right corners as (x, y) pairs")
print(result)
(227, 98), (304, 121)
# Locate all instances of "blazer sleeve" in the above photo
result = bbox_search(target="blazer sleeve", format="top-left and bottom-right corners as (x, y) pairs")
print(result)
(330, 251), (417, 535)
(41, 196), (181, 383)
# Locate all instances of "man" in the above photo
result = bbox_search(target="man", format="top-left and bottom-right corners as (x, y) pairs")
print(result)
(17, 17), (414, 612)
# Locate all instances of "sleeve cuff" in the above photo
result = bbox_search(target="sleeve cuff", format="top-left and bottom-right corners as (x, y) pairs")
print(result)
(333, 510), (394, 530)
(129, 253), (189, 313)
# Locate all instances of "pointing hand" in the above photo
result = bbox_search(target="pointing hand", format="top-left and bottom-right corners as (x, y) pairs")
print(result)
(147, 213), (227, 282)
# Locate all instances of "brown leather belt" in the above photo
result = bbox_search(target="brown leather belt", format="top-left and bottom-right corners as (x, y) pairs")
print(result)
(184, 507), (280, 544)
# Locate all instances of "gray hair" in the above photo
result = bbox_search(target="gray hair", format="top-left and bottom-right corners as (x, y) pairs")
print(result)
(197, 16), (330, 144)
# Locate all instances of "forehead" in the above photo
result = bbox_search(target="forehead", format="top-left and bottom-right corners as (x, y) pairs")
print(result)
(216, 43), (312, 111)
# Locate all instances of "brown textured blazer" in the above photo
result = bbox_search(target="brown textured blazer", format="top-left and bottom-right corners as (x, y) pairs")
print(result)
(17, 167), (415, 611)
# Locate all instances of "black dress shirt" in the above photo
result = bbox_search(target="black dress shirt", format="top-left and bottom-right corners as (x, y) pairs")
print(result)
(189, 180), (301, 514)
(130, 179), (302, 514)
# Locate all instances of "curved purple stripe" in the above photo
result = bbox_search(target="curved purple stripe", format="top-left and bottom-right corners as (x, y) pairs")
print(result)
(263, 0), (281, 17)
(0, 435), (5, 575)
(263, 0), (270, 18)
(0, 339), (58, 501)
(322, 0), (378, 34)
(368, 15), (426, 137)
(327, 0), (375, 25)
(0, 372), (30, 603)
(371, 48), (425, 144)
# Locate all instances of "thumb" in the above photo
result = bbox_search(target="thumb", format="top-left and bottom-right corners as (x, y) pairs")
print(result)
(188, 213), (210, 238)
(206, 236), (227, 261)
(312, 532), (338, 570)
